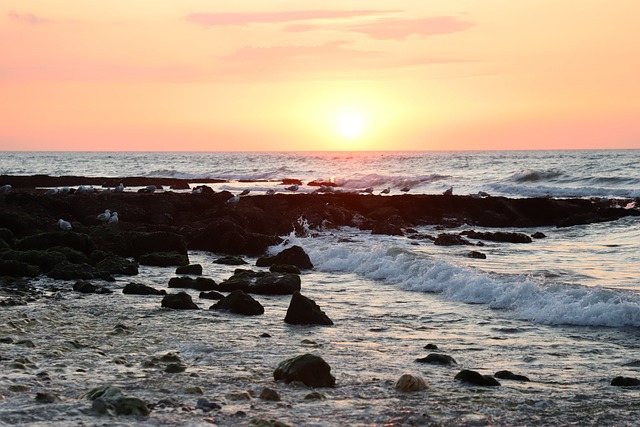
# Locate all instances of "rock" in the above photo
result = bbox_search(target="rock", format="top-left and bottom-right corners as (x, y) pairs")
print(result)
(2, 249), (65, 273)
(371, 221), (404, 236)
(0, 228), (16, 247)
(48, 262), (95, 280)
(611, 376), (640, 387)
(129, 231), (187, 259)
(165, 363), (187, 373)
(531, 232), (547, 239)
(424, 344), (438, 350)
(269, 264), (301, 274)
(454, 369), (500, 387)
(252, 273), (301, 295)
(256, 246), (313, 270)
(95, 255), (139, 276)
(415, 353), (457, 365)
(494, 370), (531, 382)
(168, 276), (218, 291)
(73, 280), (98, 293)
(217, 269), (257, 292)
(274, 354), (335, 388)
(304, 391), (326, 400)
(394, 374), (428, 392)
(109, 396), (150, 416)
(210, 290), (264, 316)
(193, 218), (281, 256)
(175, 264), (203, 275)
(48, 246), (89, 264)
(161, 292), (199, 310)
(199, 290), (224, 300)
(434, 234), (472, 246)
(461, 230), (533, 243)
(213, 256), (248, 265)
(122, 282), (166, 296)
(259, 387), (281, 401)
(35, 392), (62, 403)
(284, 292), (333, 326)
(249, 418), (292, 427)
(467, 251), (487, 259)
(140, 251), (189, 267)
(17, 231), (96, 255)
(0, 260), (39, 277)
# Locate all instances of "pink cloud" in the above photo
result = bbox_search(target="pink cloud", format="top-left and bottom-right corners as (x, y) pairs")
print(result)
(223, 40), (369, 62)
(185, 10), (399, 27)
(347, 16), (474, 40)
(8, 10), (49, 25)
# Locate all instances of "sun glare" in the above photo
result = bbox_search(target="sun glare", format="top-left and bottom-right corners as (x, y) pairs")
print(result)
(336, 110), (365, 139)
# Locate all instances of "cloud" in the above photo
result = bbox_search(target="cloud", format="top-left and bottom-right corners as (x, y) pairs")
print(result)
(185, 10), (398, 27)
(8, 10), (49, 25)
(346, 16), (474, 40)
(223, 40), (369, 62)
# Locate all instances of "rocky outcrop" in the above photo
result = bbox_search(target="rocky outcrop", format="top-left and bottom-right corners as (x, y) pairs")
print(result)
(284, 292), (333, 325)
(415, 354), (457, 365)
(256, 246), (313, 270)
(209, 290), (264, 315)
(175, 264), (202, 275)
(122, 282), (166, 296)
(161, 292), (199, 310)
(454, 369), (500, 387)
(273, 354), (335, 388)
(168, 277), (218, 291)
(461, 230), (532, 243)
(434, 234), (472, 246)
(139, 251), (189, 267)
(494, 370), (530, 382)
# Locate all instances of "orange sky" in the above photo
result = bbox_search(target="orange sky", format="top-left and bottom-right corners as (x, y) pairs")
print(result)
(1, 1), (639, 151)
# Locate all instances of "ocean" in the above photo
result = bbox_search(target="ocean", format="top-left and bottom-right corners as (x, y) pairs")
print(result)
(1, 150), (640, 426)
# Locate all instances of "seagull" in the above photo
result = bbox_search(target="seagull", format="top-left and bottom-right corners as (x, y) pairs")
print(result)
(44, 188), (59, 196)
(60, 187), (71, 194)
(443, 187), (453, 196)
(108, 212), (119, 224)
(400, 186), (410, 192)
(0, 184), (11, 194)
(380, 187), (390, 195)
(285, 184), (299, 192)
(363, 187), (374, 194)
(192, 187), (203, 194)
(76, 185), (94, 193)
(97, 209), (111, 223)
(265, 189), (276, 195)
(239, 189), (251, 196)
(226, 194), (240, 204)
(478, 191), (490, 198)
(58, 219), (72, 231)
(114, 183), (125, 192)
(145, 185), (156, 193)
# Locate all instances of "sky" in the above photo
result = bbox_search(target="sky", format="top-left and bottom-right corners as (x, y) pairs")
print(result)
(1, 1), (640, 151)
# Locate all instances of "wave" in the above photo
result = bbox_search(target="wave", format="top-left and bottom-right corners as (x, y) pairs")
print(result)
(291, 239), (640, 328)
(490, 183), (640, 199)
(510, 169), (565, 183)
(333, 173), (449, 190)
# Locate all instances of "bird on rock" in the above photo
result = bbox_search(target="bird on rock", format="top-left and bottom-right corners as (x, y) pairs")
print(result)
(58, 219), (72, 231)
(226, 194), (240, 204)
(285, 184), (299, 192)
(108, 212), (119, 224)
(97, 209), (111, 223)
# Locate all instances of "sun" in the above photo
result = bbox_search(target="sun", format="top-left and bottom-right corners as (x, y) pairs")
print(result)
(336, 109), (365, 139)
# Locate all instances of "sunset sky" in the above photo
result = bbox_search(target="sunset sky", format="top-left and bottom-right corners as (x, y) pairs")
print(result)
(2, 1), (639, 151)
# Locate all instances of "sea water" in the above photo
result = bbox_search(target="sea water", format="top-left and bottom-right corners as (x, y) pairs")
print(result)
(1, 150), (640, 426)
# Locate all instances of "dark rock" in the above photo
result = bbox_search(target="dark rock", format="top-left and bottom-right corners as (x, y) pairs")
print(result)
(494, 370), (530, 382)
(192, 218), (281, 256)
(260, 333), (271, 338)
(273, 353), (335, 388)
(199, 290), (224, 300)
(35, 392), (62, 403)
(415, 353), (457, 365)
(531, 232), (547, 239)
(0, 260), (39, 277)
(454, 369), (500, 386)
(253, 273), (301, 295)
(0, 228), (16, 247)
(17, 231), (96, 255)
(168, 276), (218, 291)
(259, 387), (281, 401)
(424, 344), (438, 350)
(140, 251), (189, 267)
(165, 363), (187, 373)
(48, 262), (95, 280)
(48, 246), (89, 264)
(95, 255), (139, 276)
(467, 251), (487, 259)
(210, 290), (264, 316)
(394, 374), (428, 392)
(2, 250), (64, 273)
(129, 231), (187, 259)
(256, 246), (313, 270)
(213, 256), (248, 265)
(175, 264), (202, 275)
(371, 221), (404, 236)
(611, 376), (640, 387)
(461, 230), (533, 243)
(73, 280), (98, 293)
(217, 269), (256, 292)
(434, 234), (472, 246)
(161, 292), (199, 310)
(122, 282), (166, 296)
(284, 292), (333, 326)
(269, 264), (301, 274)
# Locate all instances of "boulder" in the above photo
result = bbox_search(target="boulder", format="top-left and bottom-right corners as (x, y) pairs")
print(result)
(284, 292), (333, 326)
(273, 354), (335, 388)
(461, 230), (532, 243)
(494, 370), (530, 382)
(210, 290), (264, 316)
(175, 264), (202, 275)
(454, 369), (500, 387)
(371, 221), (404, 236)
(434, 234), (472, 246)
(85, 385), (150, 416)
(531, 232), (547, 239)
(168, 276), (218, 291)
(467, 251), (486, 259)
(48, 262), (95, 280)
(256, 246), (313, 270)
(48, 246), (89, 264)
(161, 292), (199, 310)
(611, 376), (640, 387)
(394, 374), (428, 392)
(269, 264), (301, 274)
(17, 231), (96, 255)
(122, 282), (166, 296)
(129, 231), (187, 259)
(95, 255), (139, 276)
(253, 273), (301, 295)
(140, 251), (189, 267)
(0, 260), (39, 277)
(415, 353), (457, 365)
(199, 290), (224, 300)
(1, 249), (65, 273)
(217, 269), (260, 292)
(213, 256), (248, 265)
(73, 280), (112, 294)
(192, 218), (280, 256)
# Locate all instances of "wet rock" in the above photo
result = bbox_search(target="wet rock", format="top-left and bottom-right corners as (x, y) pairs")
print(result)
(394, 374), (428, 392)
(165, 363), (187, 373)
(161, 292), (199, 310)
(9, 384), (29, 392)
(217, 269), (257, 292)
(140, 251), (189, 267)
(467, 251), (487, 259)
(111, 396), (151, 416)
(95, 255), (139, 276)
(461, 230), (532, 243)
(210, 290), (264, 316)
(192, 217), (281, 256)
(415, 353), (457, 365)
(250, 419), (292, 427)
(48, 262), (95, 280)
(227, 391), (252, 401)
(304, 391), (326, 400)
(169, 276), (218, 291)
(269, 264), (301, 274)
(199, 290), (224, 300)
(196, 397), (222, 411)
(494, 370), (531, 382)
(175, 264), (203, 275)
(274, 353), (335, 388)
(48, 246), (89, 264)
(454, 369), (501, 386)
(0, 228), (16, 247)
(73, 280), (98, 293)
(17, 231), (96, 255)
(2, 249), (66, 273)
(434, 234), (472, 246)
(0, 260), (39, 277)
(253, 273), (301, 295)
(122, 282), (166, 296)
(424, 344), (438, 350)
(371, 221), (404, 236)
(284, 292), (333, 326)
(129, 231), (187, 259)
(15, 339), (36, 348)
(531, 232), (547, 239)
(611, 376), (640, 387)
(184, 386), (203, 395)
(213, 256), (248, 265)
(35, 391), (62, 403)
(256, 246), (313, 270)
(259, 387), (281, 401)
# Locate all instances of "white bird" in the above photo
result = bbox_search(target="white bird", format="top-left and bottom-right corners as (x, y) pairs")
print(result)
(108, 212), (119, 224)
(58, 219), (72, 231)
(44, 188), (59, 196)
(97, 209), (111, 223)
(625, 201), (637, 210)
(239, 189), (251, 196)
(285, 184), (299, 192)
(443, 187), (453, 196)
(0, 184), (12, 194)
(478, 191), (490, 198)
(60, 187), (71, 194)
(76, 185), (94, 193)
(192, 187), (203, 194)
(145, 185), (156, 193)
(400, 186), (410, 192)
(265, 189), (276, 195)
(363, 187), (374, 194)
(226, 194), (240, 204)
(114, 183), (125, 192)
(380, 187), (390, 195)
